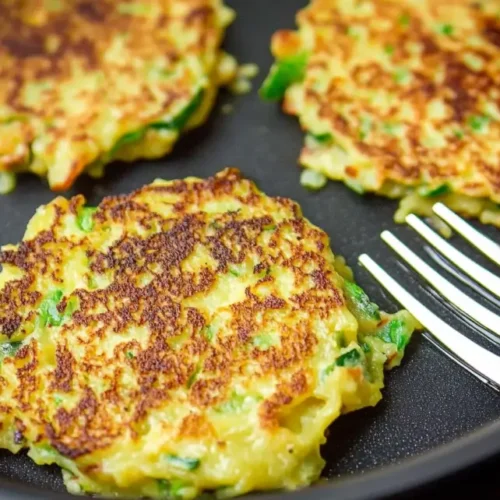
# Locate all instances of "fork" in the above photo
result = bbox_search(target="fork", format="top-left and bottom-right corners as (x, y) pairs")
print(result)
(358, 202), (500, 390)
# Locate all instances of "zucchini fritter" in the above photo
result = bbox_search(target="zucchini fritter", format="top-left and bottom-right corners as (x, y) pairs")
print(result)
(262, 0), (500, 227)
(0, 0), (236, 192)
(0, 169), (418, 498)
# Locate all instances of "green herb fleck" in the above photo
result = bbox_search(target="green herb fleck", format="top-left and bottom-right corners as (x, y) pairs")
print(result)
(418, 183), (451, 198)
(157, 478), (189, 499)
(309, 132), (334, 144)
(346, 25), (364, 39)
(0, 341), (22, 362)
(150, 90), (204, 131)
(215, 393), (248, 413)
(253, 333), (277, 351)
(358, 115), (372, 141)
(260, 52), (309, 101)
(54, 396), (63, 406)
(378, 319), (409, 351)
(468, 114), (489, 133)
(437, 23), (454, 36)
(126, 351), (135, 360)
(165, 454), (200, 471)
(344, 281), (381, 321)
(263, 224), (277, 231)
(335, 348), (362, 367)
(393, 67), (412, 85)
(360, 342), (371, 353)
(202, 325), (215, 342)
(382, 122), (404, 136)
(111, 129), (145, 155)
(384, 44), (395, 56)
(77, 207), (98, 232)
(228, 268), (240, 277)
(463, 53), (484, 72)
(38, 290), (63, 327)
(399, 14), (410, 27)
(187, 367), (200, 388)
(323, 348), (363, 376)
(38, 291), (78, 327)
(453, 129), (465, 140)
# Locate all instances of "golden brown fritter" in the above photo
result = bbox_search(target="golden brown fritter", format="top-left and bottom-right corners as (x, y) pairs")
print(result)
(0, 0), (235, 191)
(0, 169), (417, 498)
(262, 0), (500, 226)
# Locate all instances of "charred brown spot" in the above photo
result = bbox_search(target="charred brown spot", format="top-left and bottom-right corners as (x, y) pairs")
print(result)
(51, 346), (75, 393)
(483, 19), (500, 48)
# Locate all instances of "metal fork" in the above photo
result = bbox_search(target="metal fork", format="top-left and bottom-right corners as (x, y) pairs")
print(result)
(359, 202), (500, 390)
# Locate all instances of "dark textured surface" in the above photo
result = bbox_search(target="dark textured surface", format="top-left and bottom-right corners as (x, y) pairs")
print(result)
(0, 0), (500, 498)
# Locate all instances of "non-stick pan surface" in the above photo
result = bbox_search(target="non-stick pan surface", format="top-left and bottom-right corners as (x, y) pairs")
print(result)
(1, 1), (500, 498)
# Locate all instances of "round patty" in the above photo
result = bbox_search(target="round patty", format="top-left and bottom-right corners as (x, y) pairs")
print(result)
(0, 169), (417, 498)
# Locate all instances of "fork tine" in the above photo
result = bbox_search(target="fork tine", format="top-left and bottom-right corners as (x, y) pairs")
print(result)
(358, 254), (500, 389)
(381, 231), (499, 336)
(406, 214), (500, 298)
(433, 203), (500, 267)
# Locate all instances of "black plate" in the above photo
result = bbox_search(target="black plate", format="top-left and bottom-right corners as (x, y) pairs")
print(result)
(1, 1), (500, 498)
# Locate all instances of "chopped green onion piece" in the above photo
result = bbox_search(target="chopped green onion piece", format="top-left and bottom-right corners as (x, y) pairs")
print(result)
(77, 207), (98, 232)
(463, 53), (484, 72)
(215, 392), (248, 413)
(39, 290), (64, 327)
(228, 268), (240, 277)
(260, 52), (309, 101)
(0, 341), (22, 362)
(360, 342), (371, 353)
(437, 23), (454, 36)
(335, 348), (362, 367)
(263, 224), (277, 231)
(54, 396), (63, 406)
(384, 44), (395, 56)
(377, 319), (410, 351)
(382, 122), (404, 136)
(126, 351), (135, 359)
(111, 129), (146, 155)
(202, 325), (215, 342)
(157, 478), (190, 499)
(358, 115), (372, 140)
(309, 132), (334, 144)
(165, 454), (200, 471)
(187, 367), (200, 388)
(38, 291), (78, 327)
(399, 14), (410, 27)
(300, 169), (328, 191)
(0, 172), (16, 194)
(344, 281), (381, 321)
(393, 67), (412, 85)
(150, 89), (204, 131)
(418, 183), (451, 197)
(253, 333), (277, 351)
(468, 114), (489, 133)
(453, 129), (465, 140)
